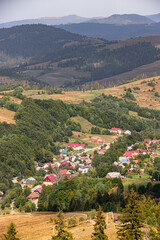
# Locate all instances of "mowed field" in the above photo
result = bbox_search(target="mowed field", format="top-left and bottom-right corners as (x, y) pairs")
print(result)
(0, 212), (119, 240)
(23, 75), (160, 109)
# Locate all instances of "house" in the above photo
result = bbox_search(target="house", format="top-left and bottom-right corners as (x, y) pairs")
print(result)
(78, 166), (93, 174)
(140, 149), (148, 154)
(67, 143), (85, 150)
(98, 149), (106, 154)
(61, 149), (68, 155)
(43, 174), (56, 186)
(133, 160), (138, 164)
(60, 169), (71, 178)
(119, 164), (125, 169)
(43, 163), (51, 170)
(86, 159), (92, 165)
(123, 150), (139, 158)
(97, 137), (105, 144)
(110, 128), (122, 135)
(124, 130), (131, 135)
(140, 169), (145, 174)
(27, 192), (39, 200)
(34, 187), (42, 195)
(106, 172), (121, 178)
(12, 178), (18, 184)
(152, 140), (159, 144)
(27, 192), (39, 208)
(81, 156), (87, 160)
(31, 185), (42, 192)
(61, 161), (72, 168)
(119, 157), (128, 164)
(113, 161), (118, 166)
(25, 177), (37, 188)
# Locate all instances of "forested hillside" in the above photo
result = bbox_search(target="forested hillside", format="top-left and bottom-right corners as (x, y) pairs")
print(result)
(1, 93), (160, 193)
(0, 25), (159, 87)
(59, 22), (160, 41)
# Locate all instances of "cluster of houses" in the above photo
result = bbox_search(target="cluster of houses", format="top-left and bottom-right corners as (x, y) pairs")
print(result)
(111, 139), (160, 177)
(110, 128), (131, 136)
(9, 135), (160, 209)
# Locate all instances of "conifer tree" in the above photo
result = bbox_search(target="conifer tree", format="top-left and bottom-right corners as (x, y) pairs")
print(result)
(52, 211), (73, 240)
(91, 206), (108, 240)
(117, 189), (144, 240)
(2, 222), (20, 240)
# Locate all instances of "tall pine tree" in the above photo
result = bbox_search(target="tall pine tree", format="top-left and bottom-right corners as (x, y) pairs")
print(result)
(52, 211), (73, 240)
(91, 206), (108, 240)
(117, 189), (144, 240)
(2, 222), (20, 240)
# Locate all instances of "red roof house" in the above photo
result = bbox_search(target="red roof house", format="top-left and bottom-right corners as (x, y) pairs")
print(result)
(43, 174), (56, 186)
(61, 161), (72, 168)
(110, 128), (122, 134)
(123, 150), (139, 158)
(97, 137), (105, 144)
(67, 143), (85, 149)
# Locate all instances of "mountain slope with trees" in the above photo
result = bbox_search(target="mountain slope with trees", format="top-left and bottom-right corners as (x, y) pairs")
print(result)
(0, 24), (160, 87)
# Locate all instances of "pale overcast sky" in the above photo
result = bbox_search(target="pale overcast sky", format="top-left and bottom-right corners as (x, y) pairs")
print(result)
(0, 0), (159, 23)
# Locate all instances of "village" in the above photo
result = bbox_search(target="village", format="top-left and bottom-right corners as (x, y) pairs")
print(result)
(5, 126), (160, 209)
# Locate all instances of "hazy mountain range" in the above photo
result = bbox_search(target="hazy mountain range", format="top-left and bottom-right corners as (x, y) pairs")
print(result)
(0, 13), (159, 29)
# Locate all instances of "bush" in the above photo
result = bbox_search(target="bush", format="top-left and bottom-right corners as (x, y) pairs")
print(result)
(79, 216), (87, 223)
(133, 87), (140, 90)
(87, 209), (96, 219)
(155, 92), (160, 97)
(68, 215), (77, 227)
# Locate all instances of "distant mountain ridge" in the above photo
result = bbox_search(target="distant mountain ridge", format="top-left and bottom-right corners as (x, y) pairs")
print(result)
(0, 15), (91, 29)
(87, 14), (154, 25)
(147, 13), (160, 22)
(0, 13), (159, 30)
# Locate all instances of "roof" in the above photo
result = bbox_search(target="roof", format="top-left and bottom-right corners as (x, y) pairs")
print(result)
(52, 164), (59, 169)
(27, 192), (39, 200)
(120, 158), (128, 163)
(98, 137), (105, 140)
(61, 161), (72, 167)
(123, 150), (139, 157)
(60, 169), (68, 175)
(62, 150), (68, 154)
(144, 139), (151, 143)
(152, 140), (159, 143)
(43, 174), (56, 183)
(110, 128), (121, 131)
(67, 143), (85, 148)
(35, 188), (42, 194)
(31, 185), (42, 192)
(106, 172), (121, 178)
(25, 179), (36, 185)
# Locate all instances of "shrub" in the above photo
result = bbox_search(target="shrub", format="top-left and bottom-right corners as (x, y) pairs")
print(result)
(68, 215), (77, 227)
(87, 209), (96, 219)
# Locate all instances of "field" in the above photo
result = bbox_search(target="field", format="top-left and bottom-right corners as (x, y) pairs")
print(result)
(0, 212), (119, 240)
(71, 116), (100, 133)
(0, 108), (15, 124)
(22, 75), (160, 110)
(122, 173), (152, 190)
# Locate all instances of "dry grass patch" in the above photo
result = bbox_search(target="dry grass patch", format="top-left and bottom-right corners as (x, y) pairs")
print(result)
(0, 212), (119, 240)
(0, 108), (15, 124)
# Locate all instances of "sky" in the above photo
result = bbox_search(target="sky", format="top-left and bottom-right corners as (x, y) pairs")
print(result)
(0, 0), (159, 23)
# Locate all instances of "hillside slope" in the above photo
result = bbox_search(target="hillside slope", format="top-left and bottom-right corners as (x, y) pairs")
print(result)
(0, 25), (160, 88)
(59, 22), (160, 41)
